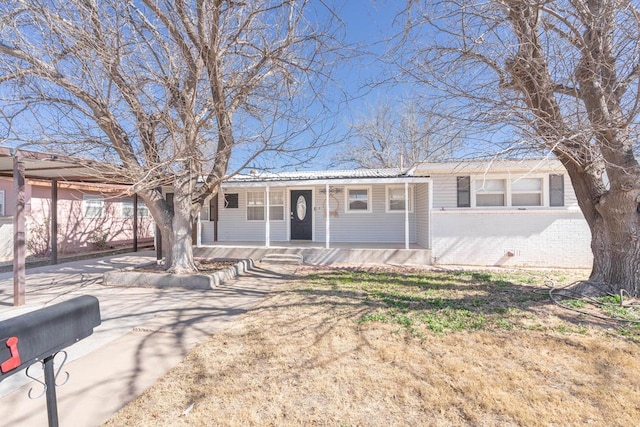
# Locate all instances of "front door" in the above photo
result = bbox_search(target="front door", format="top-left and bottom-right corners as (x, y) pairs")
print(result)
(290, 190), (312, 240)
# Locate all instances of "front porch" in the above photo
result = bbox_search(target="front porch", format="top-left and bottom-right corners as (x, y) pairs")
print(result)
(194, 241), (432, 266)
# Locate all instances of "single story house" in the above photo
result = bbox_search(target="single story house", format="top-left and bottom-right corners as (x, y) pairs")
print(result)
(194, 159), (593, 268)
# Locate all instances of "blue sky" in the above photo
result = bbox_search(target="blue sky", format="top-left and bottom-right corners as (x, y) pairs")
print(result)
(272, 0), (416, 171)
(0, 1), (428, 172)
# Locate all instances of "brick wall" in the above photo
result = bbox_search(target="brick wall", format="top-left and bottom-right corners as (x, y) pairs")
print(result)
(431, 210), (592, 268)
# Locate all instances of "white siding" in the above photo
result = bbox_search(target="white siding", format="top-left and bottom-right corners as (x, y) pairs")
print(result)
(217, 187), (288, 243)
(201, 221), (215, 244)
(432, 176), (458, 209)
(431, 172), (579, 210)
(564, 174), (578, 208)
(315, 185), (417, 243)
(416, 183), (430, 248)
(214, 184), (424, 245)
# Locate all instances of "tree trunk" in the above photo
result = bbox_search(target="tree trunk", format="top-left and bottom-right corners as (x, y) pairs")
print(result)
(166, 185), (197, 274)
(563, 162), (640, 296)
(588, 191), (640, 296)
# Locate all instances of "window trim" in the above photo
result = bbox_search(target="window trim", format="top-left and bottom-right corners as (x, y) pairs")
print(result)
(268, 190), (286, 222)
(83, 195), (105, 218)
(344, 186), (372, 213)
(246, 190), (265, 221)
(511, 177), (543, 207)
(458, 175), (556, 209)
(386, 185), (414, 213)
(475, 178), (506, 207)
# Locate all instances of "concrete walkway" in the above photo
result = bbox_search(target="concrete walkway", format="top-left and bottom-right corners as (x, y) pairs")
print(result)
(0, 252), (294, 426)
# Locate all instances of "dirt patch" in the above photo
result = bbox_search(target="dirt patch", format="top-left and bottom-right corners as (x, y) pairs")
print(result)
(104, 266), (640, 426)
(133, 259), (238, 274)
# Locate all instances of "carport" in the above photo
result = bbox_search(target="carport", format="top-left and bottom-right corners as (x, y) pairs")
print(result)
(0, 147), (143, 306)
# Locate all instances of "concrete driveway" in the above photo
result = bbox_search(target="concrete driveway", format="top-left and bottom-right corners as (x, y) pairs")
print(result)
(0, 251), (293, 426)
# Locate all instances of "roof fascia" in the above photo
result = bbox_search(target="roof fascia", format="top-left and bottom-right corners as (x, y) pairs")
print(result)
(221, 176), (432, 188)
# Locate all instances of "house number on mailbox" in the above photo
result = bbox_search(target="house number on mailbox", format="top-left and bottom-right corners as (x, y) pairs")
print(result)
(296, 196), (306, 220)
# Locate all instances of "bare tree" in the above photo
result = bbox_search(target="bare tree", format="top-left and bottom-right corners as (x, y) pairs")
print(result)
(334, 100), (463, 168)
(393, 0), (640, 294)
(0, 0), (339, 272)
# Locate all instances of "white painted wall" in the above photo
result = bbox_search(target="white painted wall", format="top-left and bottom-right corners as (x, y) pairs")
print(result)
(431, 210), (592, 268)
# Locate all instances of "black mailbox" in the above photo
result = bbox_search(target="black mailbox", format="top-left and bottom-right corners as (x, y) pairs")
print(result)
(0, 295), (101, 381)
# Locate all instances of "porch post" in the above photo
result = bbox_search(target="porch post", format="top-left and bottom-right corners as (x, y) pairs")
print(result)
(265, 186), (270, 248)
(50, 179), (58, 264)
(196, 211), (202, 247)
(428, 180), (433, 250)
(133, 193), (138, 252)
(325, 183), (330, 249)
(404, 182), (409, 250)
(13, 152), (26, 306)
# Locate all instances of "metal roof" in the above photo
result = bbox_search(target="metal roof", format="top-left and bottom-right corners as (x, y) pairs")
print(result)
(228, 168), (408, 183)
(0, 147), (128, 184)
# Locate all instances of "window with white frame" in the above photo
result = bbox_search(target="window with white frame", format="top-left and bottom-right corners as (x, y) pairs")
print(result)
(346, 187), (371, 212)
(83, 195), (104, 218)
(0, 190), (4, 216)
(511, 178), (542, 206)
(201, 203), (210, 221)
(247, 191), (265, 221)
(386, 186), (413, 212)
(121, 198), (150, 217)
(475, 179), (505, 207)
(269, 190), (285, 221)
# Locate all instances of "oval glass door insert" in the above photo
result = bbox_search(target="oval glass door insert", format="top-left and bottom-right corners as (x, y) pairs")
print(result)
(296, 195), (307, 220)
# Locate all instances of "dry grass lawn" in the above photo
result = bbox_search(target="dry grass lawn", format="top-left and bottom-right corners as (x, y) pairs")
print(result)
(105, 266), (640, 426)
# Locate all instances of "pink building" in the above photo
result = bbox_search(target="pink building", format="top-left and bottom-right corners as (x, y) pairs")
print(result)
(0, 177), (154, 262)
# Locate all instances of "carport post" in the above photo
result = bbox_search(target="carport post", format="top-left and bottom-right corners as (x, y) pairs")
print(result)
(51, 179), (58, 264)
(133, 193), (138, 252)
(13, 152), (26, 306)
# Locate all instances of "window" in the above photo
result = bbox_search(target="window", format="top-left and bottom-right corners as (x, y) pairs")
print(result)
(0, 190), (4, 216)
(387, 186), (413, 212)
(83, 195), (104, 218)
(201, 203), (210, 221)
(457, 176), (471, 207)
(121, 199), (149, 217)
(269, 191), (285, 221)
(511, 178), (542, 206)
(346, 187), (371, 212)
(549, 174), (564, 206)
(247, 191), (265, 221)
(224, 193), (238, 209)
(475, 179), (505, 207)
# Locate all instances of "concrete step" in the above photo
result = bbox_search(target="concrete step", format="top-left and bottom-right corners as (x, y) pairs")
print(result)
(260, 253), (304, 265)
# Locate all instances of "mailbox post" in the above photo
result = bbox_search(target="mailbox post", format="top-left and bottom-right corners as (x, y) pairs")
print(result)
(0, 295), (101, 427)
